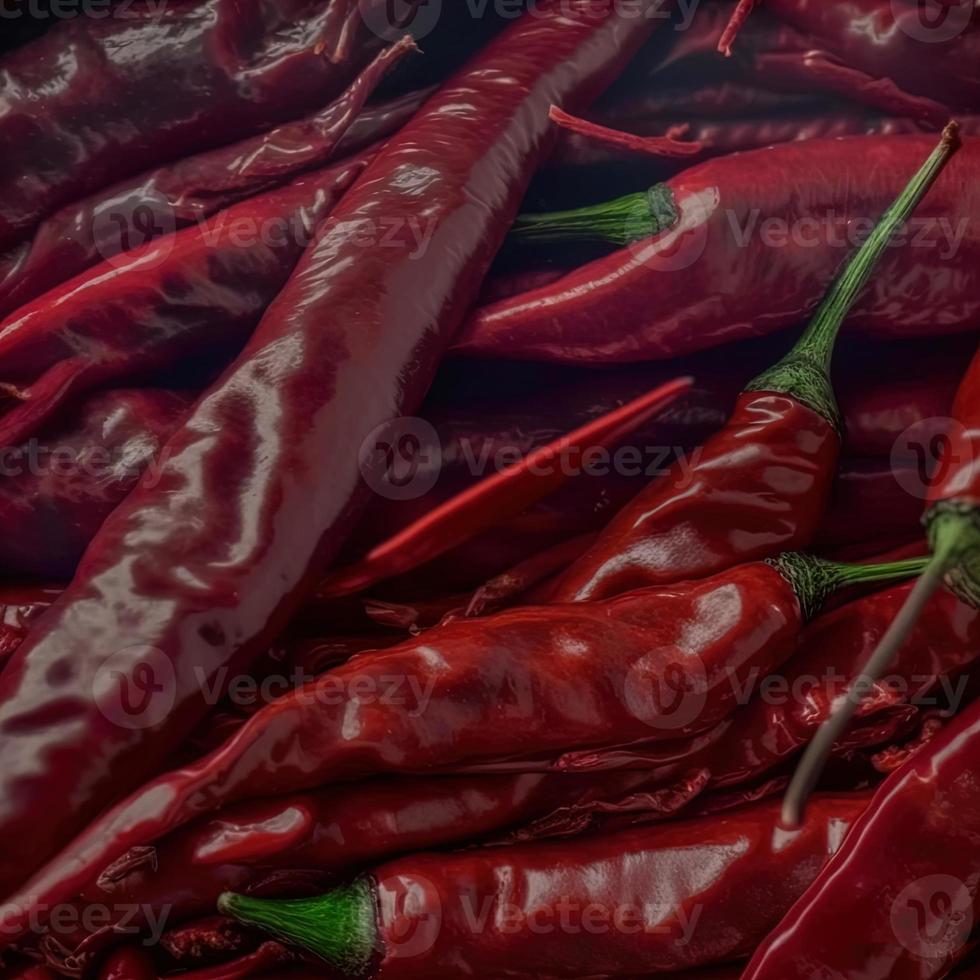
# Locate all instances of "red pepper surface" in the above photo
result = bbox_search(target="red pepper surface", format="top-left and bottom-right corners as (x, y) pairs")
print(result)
(742, 689), (980, 980)
(1, 551), (925, 939)
(219, 793), (870, 979)
(0, 0), (668, 909)
(0, 153), (369, 450)
(0, 40), (411, 321)
(455, 137), (980, 364)
(0, 0), (393, 252)
(0, 389), (191, 581)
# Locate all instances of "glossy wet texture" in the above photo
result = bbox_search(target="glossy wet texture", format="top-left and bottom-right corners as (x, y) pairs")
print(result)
(930, 345), (980, 507)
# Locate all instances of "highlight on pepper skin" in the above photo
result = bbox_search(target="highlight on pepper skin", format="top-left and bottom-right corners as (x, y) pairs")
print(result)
(0, 1), (976, 978)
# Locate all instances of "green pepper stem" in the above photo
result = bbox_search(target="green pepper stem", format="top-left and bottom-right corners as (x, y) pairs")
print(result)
(218, 882), (376, 978)
(781, 502), (980, 829)
(748, 122), (961, 428)
(509, 183), (678, 247)
(770, 553), (930, 623)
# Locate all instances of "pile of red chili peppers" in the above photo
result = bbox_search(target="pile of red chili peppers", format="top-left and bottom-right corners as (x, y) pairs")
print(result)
(0, 1), (976, 977)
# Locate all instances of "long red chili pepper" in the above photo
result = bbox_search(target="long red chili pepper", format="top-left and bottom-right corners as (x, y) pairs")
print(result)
(543, 128), (957, 602)
(742, 689), (980, 980)
(0, 152), (370, 450)
(218, 793), (870, 979)
(0, 0), (393, 252)
(455, 131), (974, 364)
(0, 389), (192, 580)
(0, 0), (669, 908)
(0, 40), (413, 321)
(318, 377), (692, 597)
(0, 549), (925, 942)
(784, 340), (980, 824)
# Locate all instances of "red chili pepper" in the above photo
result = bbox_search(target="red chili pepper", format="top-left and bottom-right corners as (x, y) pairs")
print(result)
(318, 377), (692, 598)
(2, 549), (925, 942)
(742, 688), (980, 980)
(0, 0), (393, 252)
(0, 586), (60, 673)
(0, 389), (192, 580)
(0, 152), (370, 451)
(0, 0), (669, 910)
(455, 133), (975, 365)
(97, 948), (157, 980)
(722, 0), (980, 116)
(0, 39), (412, 321)
(217, 793), (870, 979)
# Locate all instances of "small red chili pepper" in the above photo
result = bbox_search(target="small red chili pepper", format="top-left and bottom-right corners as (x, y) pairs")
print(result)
(0, 0), (392, 252)
(0, 0), (670, 913)
(456, 131), (974, 365)
(218, 793), (870, 979)
(2, 549), (926, 942)
(318, 376), (692, 597)
(0, 39), (412, 320)
(0, 152), (370, 450)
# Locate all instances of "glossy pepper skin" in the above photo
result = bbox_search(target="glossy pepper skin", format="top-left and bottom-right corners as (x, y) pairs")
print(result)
(0, 154), (370, 451)
(743, 692), (980, 980)
(550, 392), (838, 601)
(223, 793), (869, 979)
(0, 0), (667, 909)
(0, 0), (386, 252)
(0, 389), (192, 580)
(455, 138), (980, 364)
(0, 41), (410, 321)
(3, 552), (925, 939)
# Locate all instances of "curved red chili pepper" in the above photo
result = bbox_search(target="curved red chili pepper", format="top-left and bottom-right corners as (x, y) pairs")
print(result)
(218, 793), (870, 979)
(0, 39), (414, 320)
(0, 0), (391, 253)
(743, 689), (980, 980)
(548, 105), (704, 159)
(0, 152), (370, 450)
(0, 550), (925, 943)
(455, 135), (976, 364)
(0, 0), (670, 911)
(318, 376), (692, 597)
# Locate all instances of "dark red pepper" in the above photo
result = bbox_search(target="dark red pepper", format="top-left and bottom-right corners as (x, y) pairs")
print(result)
(0, 0), (670, 910)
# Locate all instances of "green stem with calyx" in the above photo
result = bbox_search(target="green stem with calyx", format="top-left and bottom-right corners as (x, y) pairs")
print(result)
(509, 182), (678, 247)
(218, 882), (377, 978)
(769, 553), (930, 623)
(926, 500), (980, 608)
(747, 122), (961, 430)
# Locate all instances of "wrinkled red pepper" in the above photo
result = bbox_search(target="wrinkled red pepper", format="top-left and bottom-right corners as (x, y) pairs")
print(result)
(0, 152), (370, 450)
(1, 549), (925, 940)
(0, 0), (392, 252)
(455, 136), (977, 364)
(0, 40), (412, 320)
(219, 793), (870, 978)
(0, 0), (670, 910)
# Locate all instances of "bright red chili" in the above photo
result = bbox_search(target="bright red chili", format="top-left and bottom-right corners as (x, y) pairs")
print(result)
(455, 136), (978, 365)
(0, 0), (668, 908)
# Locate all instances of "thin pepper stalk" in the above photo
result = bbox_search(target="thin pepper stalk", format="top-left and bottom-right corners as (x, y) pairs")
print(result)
(783, 339), (980, 825)
(548, 124), (960, 603)
(0, 549), (926, 943)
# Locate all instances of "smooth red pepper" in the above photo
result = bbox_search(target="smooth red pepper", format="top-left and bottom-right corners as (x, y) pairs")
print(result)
(0, 550), (925, 942)
(219, 793), (870, 979)
(0, 0), (669, 909)
(0, 0), (392, 252)
(0, 40), (412, 321)
(455, 136), (978, 365)
(0, 152), (370, 450)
